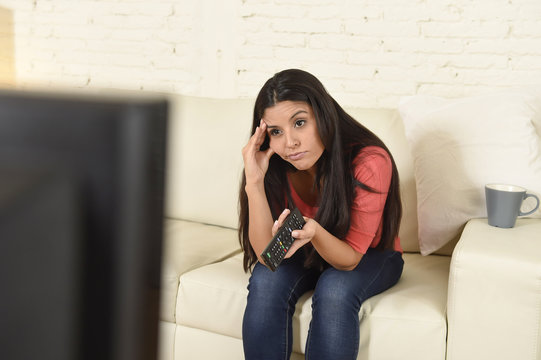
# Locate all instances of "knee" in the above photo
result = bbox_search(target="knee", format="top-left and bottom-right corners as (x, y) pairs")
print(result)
(313, 287), (359, 313)
(312, 272), (364, 311)
(246, 264), (290, 306)
(243, 263), (299, 338)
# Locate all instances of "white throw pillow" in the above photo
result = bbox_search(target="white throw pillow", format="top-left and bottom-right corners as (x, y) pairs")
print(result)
(399, 92), (541, 255)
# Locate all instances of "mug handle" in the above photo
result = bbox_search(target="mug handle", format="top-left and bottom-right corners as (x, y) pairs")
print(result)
(519, 193), (540, 216)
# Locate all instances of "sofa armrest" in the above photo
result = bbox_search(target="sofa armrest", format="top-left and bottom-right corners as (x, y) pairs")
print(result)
(446, 218), (541, 360)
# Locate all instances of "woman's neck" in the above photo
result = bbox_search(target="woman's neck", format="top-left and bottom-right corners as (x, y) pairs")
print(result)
(289, 170), (321, 207)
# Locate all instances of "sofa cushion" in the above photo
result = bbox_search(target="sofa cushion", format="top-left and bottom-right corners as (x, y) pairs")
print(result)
(176, 252), (450, 359)
(174, 326), (246, 360)
(165, 95), (254, 229)
(399, 92), (541, 255)
(160, 219), (241, 323)
(176, 253), (250, 337)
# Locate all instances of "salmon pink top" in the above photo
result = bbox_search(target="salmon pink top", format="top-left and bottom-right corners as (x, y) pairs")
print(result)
(288, 146), (402, 254)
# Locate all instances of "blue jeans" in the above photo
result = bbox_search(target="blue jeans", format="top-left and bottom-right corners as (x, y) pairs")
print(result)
(242, 248), (404, 360)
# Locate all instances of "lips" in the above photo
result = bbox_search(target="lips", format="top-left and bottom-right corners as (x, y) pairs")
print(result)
(287, 152), (306, 161)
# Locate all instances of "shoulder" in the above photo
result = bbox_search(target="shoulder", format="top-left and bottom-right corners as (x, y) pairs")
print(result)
(352, 146), (391, 170)
(351, 146), (392, 186)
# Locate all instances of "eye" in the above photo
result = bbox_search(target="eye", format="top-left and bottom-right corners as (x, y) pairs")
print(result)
(269, 129), (282, 136)
(294, 119), (306, 128)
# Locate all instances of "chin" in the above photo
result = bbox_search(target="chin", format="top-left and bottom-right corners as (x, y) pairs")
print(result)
(280, 155), (316, 172)
(290, 162), (314, 172)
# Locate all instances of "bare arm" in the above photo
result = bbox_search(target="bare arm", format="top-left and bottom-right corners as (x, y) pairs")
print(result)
(245, 183), (274, 263)
(241, 120), (275, 264)
(307, 221), (363, 271)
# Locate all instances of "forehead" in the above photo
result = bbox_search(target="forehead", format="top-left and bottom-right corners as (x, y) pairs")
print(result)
(263, 101), (313, 124)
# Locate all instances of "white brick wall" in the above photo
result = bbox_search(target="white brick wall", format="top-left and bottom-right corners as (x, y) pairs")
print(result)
(0, 5), (15, 86)
(1, 0), (540, 107)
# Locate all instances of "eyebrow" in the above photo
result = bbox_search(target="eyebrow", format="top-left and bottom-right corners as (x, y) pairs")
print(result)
(266, 110), (308, 129)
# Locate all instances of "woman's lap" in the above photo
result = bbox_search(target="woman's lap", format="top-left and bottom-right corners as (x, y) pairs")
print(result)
(243, 248), (404, 360)
(306, 248), (404, 359)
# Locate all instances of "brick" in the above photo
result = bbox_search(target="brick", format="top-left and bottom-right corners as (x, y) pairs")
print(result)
(460, 3), (520, 22)
(34, 0), (55, 12)
(457, 68), (541, 86)
(53, 24), (111, 40)
(383, 5), (433, 22)
(274, 47), (345, 63)
(44, 37), (87, 51)
(96, 14), (164, 29)
(106, 2), (174, 17)
(271, 18), (341, 34)
(306, 63), (374, 80)
(518, 3), (541, 21)
(274, 0), (335, 5)
(422, 21), (510, 38)
(417, 83), (471, 97)
(334, 92), (379, 109)
(27, 11), (89, 27)
(0, 0), (33, 11)
(240, 45), (275, 59)
(244, 32), (306, 48)
(382, 37), (464, 54)
(425, 54), (509, 69)
(339, 4), (382, 21)
(239, 17), (271, 33)
(110, 28), (154, 41)
(464, 39), (541, 55)
(308, 34), (381, 52)
(28, 24), (55, 38)
(240, 3), (307, 18)
(306, 5), (341, 20)
(512, 21), (541, 37)
(347, 51), (423, 68)
(344, 19), (419, 37)
(510, 55), (541, 70)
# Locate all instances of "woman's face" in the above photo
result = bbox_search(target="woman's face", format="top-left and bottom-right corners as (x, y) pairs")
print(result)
(262, 100), (325, 175)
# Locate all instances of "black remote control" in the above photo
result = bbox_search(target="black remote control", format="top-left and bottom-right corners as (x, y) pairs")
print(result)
(261, 208), (306, 272)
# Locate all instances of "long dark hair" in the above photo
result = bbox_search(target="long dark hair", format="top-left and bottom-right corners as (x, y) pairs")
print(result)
(238, 69), (402, 272)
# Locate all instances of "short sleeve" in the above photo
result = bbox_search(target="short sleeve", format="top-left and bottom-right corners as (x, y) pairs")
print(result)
(343, 146), (393, 254)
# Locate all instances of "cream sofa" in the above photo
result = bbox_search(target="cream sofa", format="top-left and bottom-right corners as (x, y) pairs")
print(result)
(157, 95), (541, 360)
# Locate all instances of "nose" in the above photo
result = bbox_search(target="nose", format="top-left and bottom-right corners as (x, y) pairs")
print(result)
(285, 132), (299, 148)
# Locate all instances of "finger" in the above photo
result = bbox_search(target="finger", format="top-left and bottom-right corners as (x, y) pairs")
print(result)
(264, 147), (275, 160)
(255, 120), (269, 143)
(247, 119), (263, 141)
(247, 131), (264, 153)
(271, 220), (279, 236)
(243, 130), (259, 155)
(284, 239), (305, 259)
(291, 229), (309, 240)
(276, 208), (290, 227)
(284, 245), (298, 259)
(249, 125), (263, 146)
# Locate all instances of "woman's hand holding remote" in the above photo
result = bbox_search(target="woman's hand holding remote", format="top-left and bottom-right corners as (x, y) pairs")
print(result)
(272, 208), (318, 259)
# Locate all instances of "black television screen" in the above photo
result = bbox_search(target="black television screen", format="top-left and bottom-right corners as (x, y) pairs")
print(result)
(0, 89), (168, 360)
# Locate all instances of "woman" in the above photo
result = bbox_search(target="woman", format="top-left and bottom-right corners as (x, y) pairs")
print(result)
(239, 69), (404, 360)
